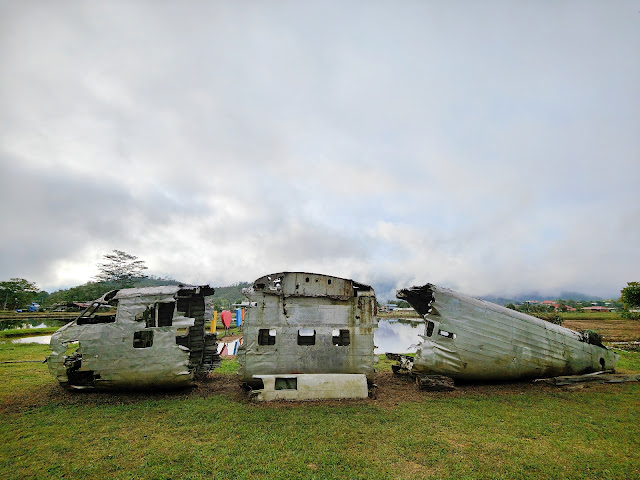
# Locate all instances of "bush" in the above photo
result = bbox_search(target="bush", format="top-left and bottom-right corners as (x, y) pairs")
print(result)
(620, 309), (640, 320)
(532, 312), (564, 325)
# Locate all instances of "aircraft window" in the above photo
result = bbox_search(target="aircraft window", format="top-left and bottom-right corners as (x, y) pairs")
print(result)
(275, 378), (297, 390)
(77, 302), (115, 325)
(426, 321), (435, 337)
(133, 330), (153, 348)
(77, 315), (115, 325)
(144, 306), (156, 328)
(332, 329), (350, 346)
(176, 297), (191, 317)
(157, 302), (175, 327)
(258, 328), (276, 345)
(438, 330), (456, 340)
(297, 329), (316, 346)
(144, 302), (175, 328)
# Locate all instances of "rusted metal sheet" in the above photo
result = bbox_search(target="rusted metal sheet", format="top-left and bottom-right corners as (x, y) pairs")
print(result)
(385, 353), (456, 390)
(46, 285), (220, 389)
(534, 370), (640, 386)
(237, 272), (378, 386)
(394, 284), (619, 381)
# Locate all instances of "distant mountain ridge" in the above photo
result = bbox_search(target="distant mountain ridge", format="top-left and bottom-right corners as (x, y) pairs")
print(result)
(45, 277), (183, 304)
(45, 278), (252, 306)
(370, 280), (612, 306)
(481, 291), (607, 305)
(45, 277), (615, 308)
(210, 282), (251, 307)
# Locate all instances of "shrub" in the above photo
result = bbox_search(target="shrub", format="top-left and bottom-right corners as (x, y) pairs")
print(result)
(532, 312), (563, 325)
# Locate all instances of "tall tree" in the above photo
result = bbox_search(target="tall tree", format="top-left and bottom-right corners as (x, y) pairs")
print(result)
(1, 278), (39, 310)
(620, 282), (640, 309)
(94, 250), (148, 288)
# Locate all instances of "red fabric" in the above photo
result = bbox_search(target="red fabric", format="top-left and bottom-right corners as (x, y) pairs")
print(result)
(221, 310), (232, 328)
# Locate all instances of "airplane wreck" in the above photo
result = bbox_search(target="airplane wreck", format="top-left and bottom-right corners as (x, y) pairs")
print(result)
(237, 272), (378, 400)
(391, 283), (619, 382)
(47, 285), (221, 389)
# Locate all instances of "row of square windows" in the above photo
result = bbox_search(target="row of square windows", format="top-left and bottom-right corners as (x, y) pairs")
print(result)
(131, 328), (353, 349)
(258, 328), (351, 346)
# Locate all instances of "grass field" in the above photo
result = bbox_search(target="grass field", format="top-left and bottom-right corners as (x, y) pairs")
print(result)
(561, 317), (640, 342)
(1, 335), (639, 480)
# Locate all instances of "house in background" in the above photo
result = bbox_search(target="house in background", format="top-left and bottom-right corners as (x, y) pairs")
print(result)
(541, 300), (577, 312)
(582, 306), (614, 312)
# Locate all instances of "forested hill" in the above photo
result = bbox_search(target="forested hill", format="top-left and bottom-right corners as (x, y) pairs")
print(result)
(210, 282), (251, 308)
(45, 278), (251, 307)
(481, 291), (605, 305)
(45, 277), (182, 305)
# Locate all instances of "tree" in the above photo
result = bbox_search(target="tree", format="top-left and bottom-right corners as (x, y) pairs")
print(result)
(45, 282), (116, 305)
(620, 282), (640, 309)
(34, 291), (49, 306)
(1, 278), (39, 310)
(94, 250), (148, 288)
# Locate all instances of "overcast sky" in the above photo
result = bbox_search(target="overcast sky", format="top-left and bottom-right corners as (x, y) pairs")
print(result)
(1, 1), (638, 301)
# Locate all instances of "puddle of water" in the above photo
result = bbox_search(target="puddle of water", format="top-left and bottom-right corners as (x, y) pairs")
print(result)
(12, 335), (52, 344)
(1, 319), (68, 331)
(374, 319), (425, 354)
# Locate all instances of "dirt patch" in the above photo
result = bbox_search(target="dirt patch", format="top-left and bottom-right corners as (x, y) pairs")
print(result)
(1, 382), (205, 414)
(218, 334), (242, 343)
(2, 371), (633, 414)
(195, 373), (247, 401)
(369, 372), (563, 410)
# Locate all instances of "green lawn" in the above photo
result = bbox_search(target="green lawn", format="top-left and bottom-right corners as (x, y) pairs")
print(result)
(0, 327), (60, 338)
(1, 341), (639, 480)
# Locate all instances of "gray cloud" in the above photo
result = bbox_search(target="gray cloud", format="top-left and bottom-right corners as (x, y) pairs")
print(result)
(1, 1), (638, 298)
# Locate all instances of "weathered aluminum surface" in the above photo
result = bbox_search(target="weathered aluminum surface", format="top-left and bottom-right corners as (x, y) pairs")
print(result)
(47, 285), (220, 389)
(237, 272), (378, 383)
(397, 284), (619, 380)
(251, 374), (369, 401)
(536, 372), (640, 386)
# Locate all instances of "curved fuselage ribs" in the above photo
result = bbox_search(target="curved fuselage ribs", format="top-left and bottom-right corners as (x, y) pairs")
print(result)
(397, 284), (618, 380)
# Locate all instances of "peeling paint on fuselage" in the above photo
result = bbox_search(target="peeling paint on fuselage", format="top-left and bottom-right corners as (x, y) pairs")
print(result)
(237, 272), (378, 385)
(47, 285), (220, 390)
(397, 284), (619, 381)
